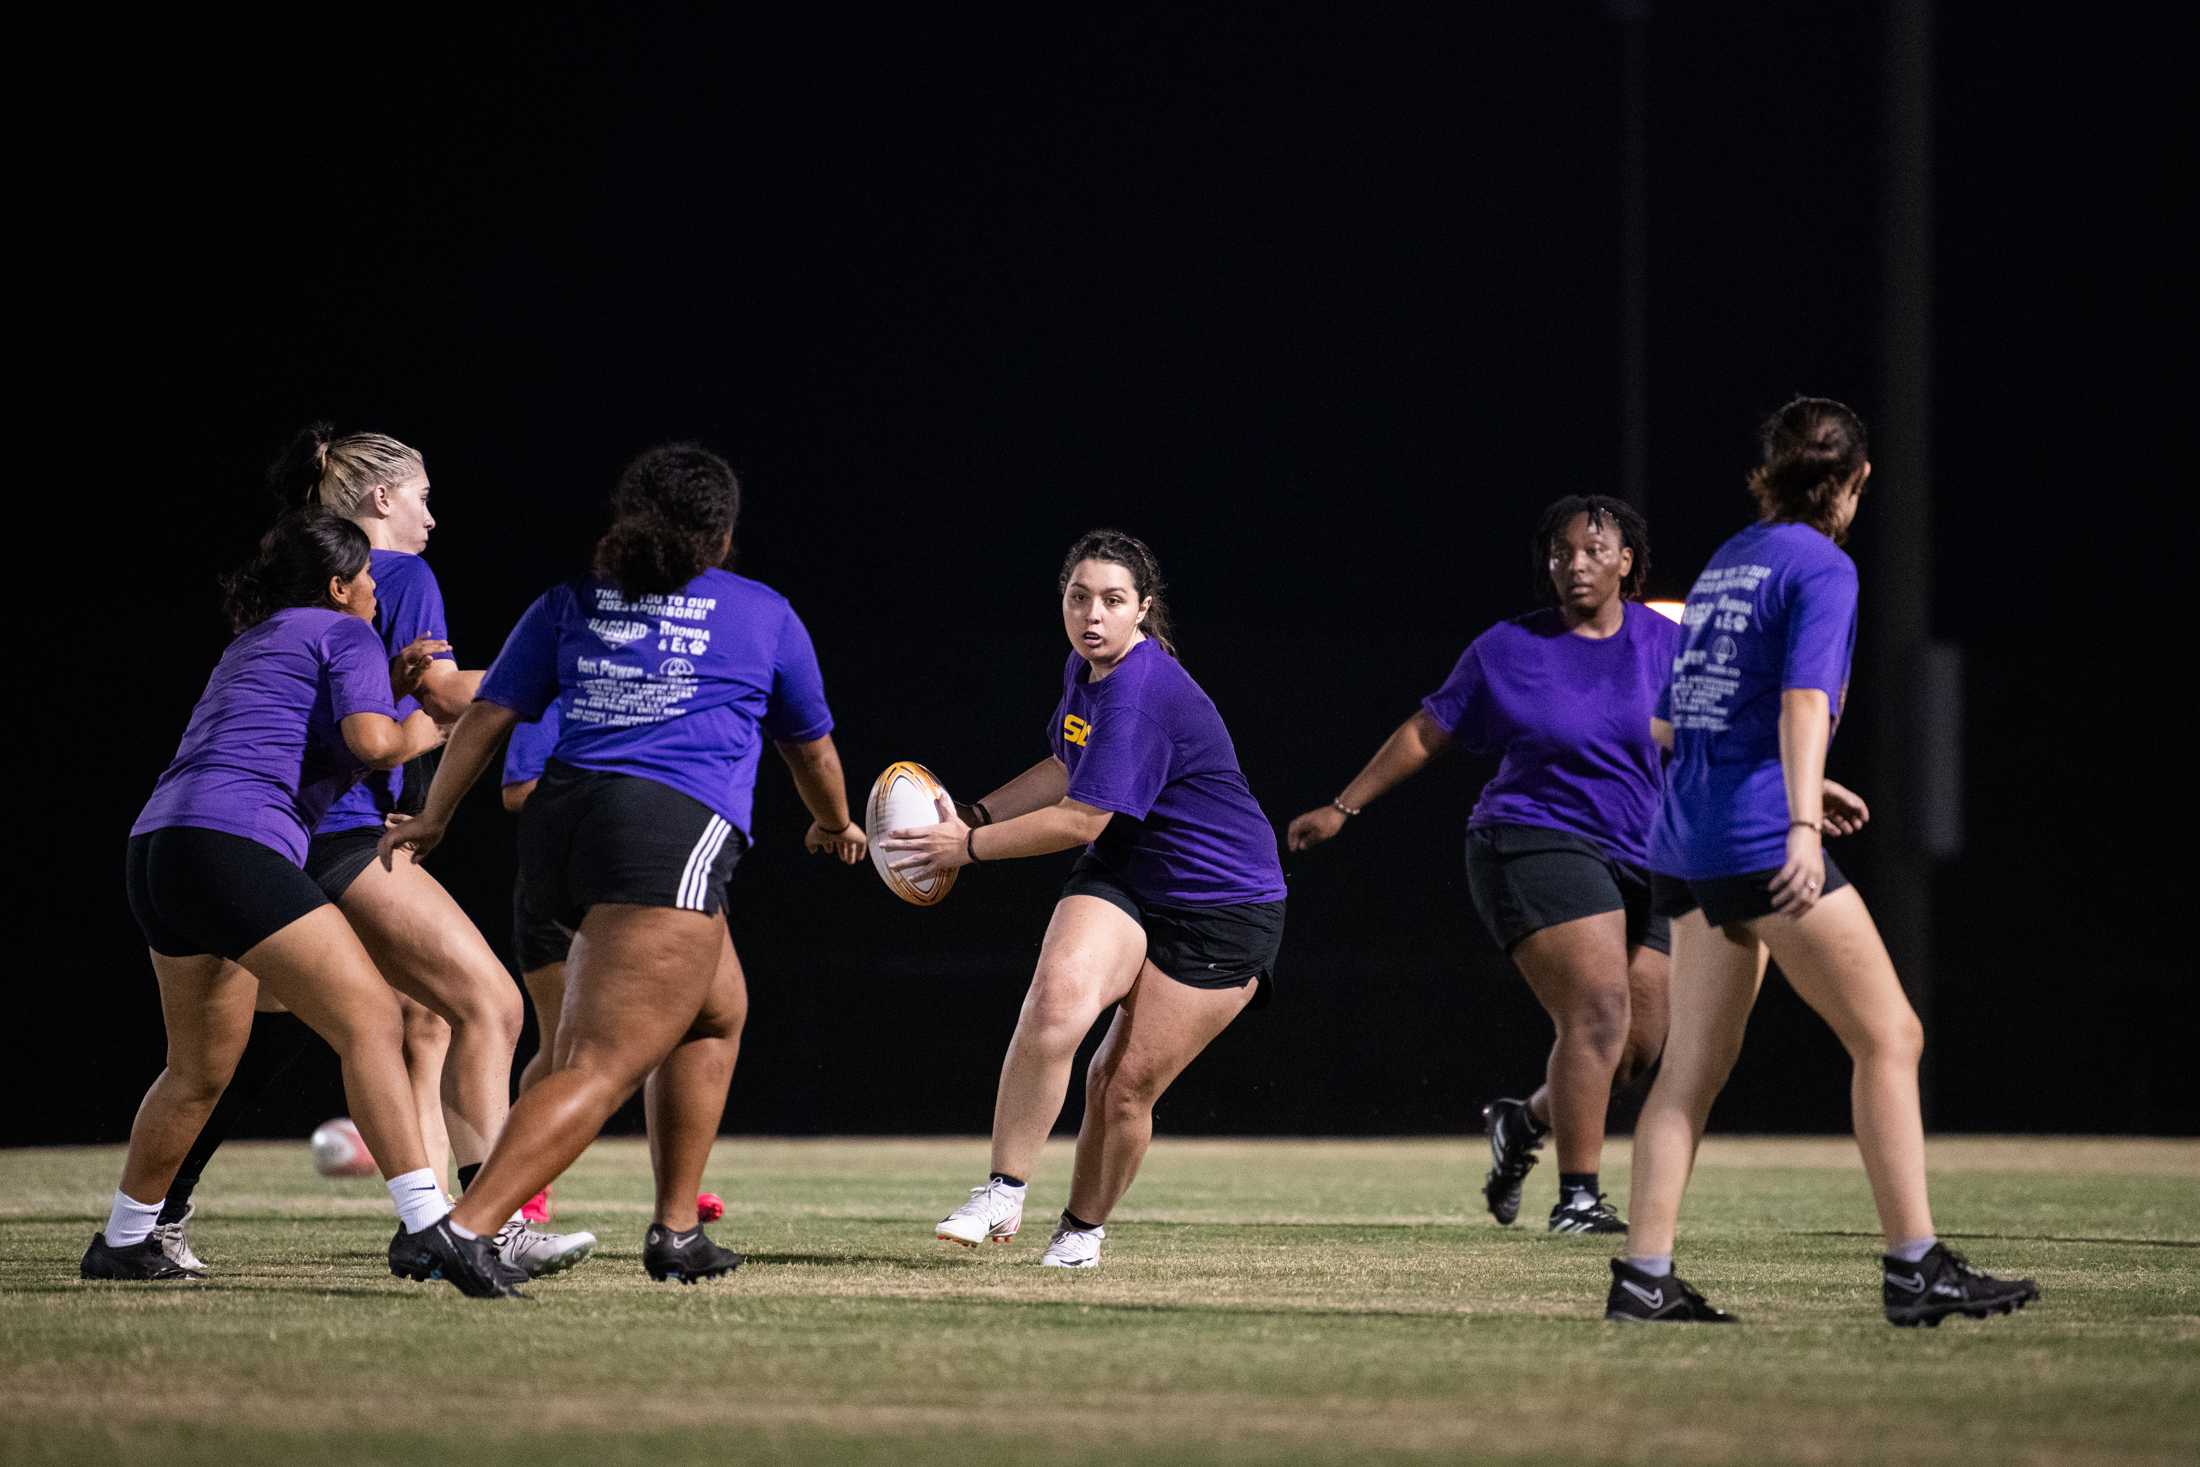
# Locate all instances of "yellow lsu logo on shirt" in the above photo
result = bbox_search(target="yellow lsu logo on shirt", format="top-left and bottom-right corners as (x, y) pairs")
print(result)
(1062, 714), (1092, 747)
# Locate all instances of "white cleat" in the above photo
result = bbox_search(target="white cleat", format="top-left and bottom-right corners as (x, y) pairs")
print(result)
(150, 1203), (207, 1274)
(1039, 1220), (1104, 1269)
(936, 1179), (1025, 1247)
(495, 1218), (598, 1278)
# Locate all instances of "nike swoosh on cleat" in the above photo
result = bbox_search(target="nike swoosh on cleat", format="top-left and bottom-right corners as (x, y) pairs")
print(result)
(1886, 1272), (1927, 1293)
(1620, 1281), (1664, 1309)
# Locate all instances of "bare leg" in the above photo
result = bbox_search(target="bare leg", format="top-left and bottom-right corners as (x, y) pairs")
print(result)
(645, 924), (746, 1230)
(1620, 943), (1671, 1089)
(1752, 887), (1934, 1247)
(987, 897), (1146, 1182)
(340, 856), (524, 1170)
(1067, 967), (1258, 1223)
(1625, 911), (1767, 1259)
(450, 904), (719, 1235)
(1511, 911), (1633, 1175)
(117, 956), (259, 1203)
(516, 960), (567, 1097)
(398, 996), (453, 1194)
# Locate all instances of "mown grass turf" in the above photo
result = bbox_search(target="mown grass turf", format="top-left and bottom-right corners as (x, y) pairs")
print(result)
(3, 1137), (2195, 1465)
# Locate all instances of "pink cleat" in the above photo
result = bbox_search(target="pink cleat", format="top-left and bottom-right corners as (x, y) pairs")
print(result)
(697, 1192), (725, 1223)
(520, 1188), (554, 1224)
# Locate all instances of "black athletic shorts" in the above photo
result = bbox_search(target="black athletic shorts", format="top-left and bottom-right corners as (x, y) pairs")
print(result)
(126, 826), (330, 961)
(1464, 823), (1670, 957)
(304, 826), (385, 902)
(1060, 851), (1286, 1006)
(517, 760), (748, 929)
(511, 870), (574, 972)
(1650, 851), (1851, 928)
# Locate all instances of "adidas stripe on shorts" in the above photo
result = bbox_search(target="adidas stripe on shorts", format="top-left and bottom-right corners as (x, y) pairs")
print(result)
(516, 759), (749, 927)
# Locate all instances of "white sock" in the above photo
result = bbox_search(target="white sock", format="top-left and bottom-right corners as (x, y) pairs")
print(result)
(448, 1220), (481, 1240)
(386, 1169), (450, 1235)
(104, 1190), (163, 1248)
(1888, 1236), (1937, 1263)
(1624, 1253), (1673, 1277)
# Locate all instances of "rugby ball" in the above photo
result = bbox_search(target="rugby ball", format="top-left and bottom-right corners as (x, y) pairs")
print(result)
(867, 761), (957, 907)
(309, 1117), (377, 1178)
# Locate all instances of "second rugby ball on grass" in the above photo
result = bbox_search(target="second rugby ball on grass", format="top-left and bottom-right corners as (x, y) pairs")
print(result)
(867, 761), (957, 906)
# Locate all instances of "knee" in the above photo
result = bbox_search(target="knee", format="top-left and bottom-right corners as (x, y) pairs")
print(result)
(401, 1002), (451, 1054)
(1094, 1063), (1164, 1121)
(1559, 985), (1632, 1061)
(448, 973), (526, 1051)
(1855, 1008), (1925, 1068)
(159, 1059), (232, 1109)
(692, 992), (747, 1045)
(1020, 975), (1103, 1049)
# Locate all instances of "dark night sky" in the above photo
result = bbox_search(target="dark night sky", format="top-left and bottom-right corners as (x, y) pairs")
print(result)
(18, 5), (2186, 1144)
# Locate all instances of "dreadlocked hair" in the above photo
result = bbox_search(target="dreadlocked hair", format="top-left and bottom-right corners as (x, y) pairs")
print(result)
(1531, 494), (1650, 606)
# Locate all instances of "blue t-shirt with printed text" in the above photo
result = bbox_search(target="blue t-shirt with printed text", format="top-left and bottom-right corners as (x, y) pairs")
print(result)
(315, 549), (456, 835)
(477, 568), (833, 836)
(134, 608), (399, 864)
(1648, 521), (1859, 879)
(1048, 639), (1287, 908)
(1420, 602), (1681, 869)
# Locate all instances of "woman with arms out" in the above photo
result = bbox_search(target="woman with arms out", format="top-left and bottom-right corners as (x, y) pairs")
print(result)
(1605, 396), (2037, 1326)
(879, 530), (1287, 1269)
(152, 425), (592, 1281)
(380, 443), (866, 1292)
(1289, 496), (1680, 1234)
(89, 509), (512, 1296)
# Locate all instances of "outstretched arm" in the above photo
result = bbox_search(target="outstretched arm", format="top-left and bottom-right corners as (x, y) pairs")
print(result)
(1286, 709), (1453, 852)
(961, 756), (1069, 827)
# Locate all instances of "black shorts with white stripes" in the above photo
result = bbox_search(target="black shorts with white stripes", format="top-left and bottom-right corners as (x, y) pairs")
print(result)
(515, 760), (747, 930)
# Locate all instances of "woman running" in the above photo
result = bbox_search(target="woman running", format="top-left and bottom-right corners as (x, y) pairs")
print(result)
(88, 509), (510, 1296)
(1605, 396), (2038, 1326)
(379, 443), (867, 1290)
(1287, 497), (1678, 1234)
(881, 530), (1287, 1269)
(153, 426), (592, 1281)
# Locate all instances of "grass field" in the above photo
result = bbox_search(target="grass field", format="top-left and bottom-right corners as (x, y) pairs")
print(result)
(3, 1136), (2195, 1465)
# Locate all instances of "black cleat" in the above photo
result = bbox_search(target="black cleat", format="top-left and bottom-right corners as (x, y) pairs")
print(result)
(80, 1231), (206, 1281)
(1480, 1098), (1545, 1226)
(388, 1220), (526, 1299)
(1604, 1258), (1735, 1323)
(1549, 1192), (1629, 1235)
(1882, 1243), (2038, 1328)
(643, 1223), (744, 1284)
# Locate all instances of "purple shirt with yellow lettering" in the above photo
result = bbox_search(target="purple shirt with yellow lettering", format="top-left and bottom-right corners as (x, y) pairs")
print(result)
(1047, 640), (1286, 907)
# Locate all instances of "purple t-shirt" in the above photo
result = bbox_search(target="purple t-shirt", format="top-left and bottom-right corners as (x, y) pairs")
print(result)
(1048, 639), (1287, 907)
(501, 702), (561, 788)
(1649, 521), (1859, 879)
(133, 608), (399, 864)
(316, 549), (456, 835)
(477, 568), (833, 836)
(1421, 601), (1682, 869)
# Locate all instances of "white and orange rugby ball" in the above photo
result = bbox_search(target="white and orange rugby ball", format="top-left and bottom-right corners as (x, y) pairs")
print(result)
(867, 761), (957, 907)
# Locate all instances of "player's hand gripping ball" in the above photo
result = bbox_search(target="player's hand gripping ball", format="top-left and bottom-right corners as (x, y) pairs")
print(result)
(866, 761), (958, 906)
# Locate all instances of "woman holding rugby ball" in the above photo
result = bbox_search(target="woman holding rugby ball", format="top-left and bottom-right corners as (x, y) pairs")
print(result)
(1606, 397), (2037, 1325)
(1287, 496), (1680, 1235)
(89, 509), (510, 1295)
(880, 530), (1287, 1269)
(379, 443), (866, 1290)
